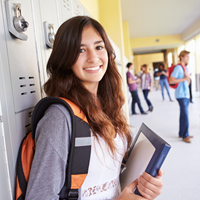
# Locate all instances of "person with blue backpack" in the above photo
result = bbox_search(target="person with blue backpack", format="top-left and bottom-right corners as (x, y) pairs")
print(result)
(169, 50), (192, 143)
(25, 16), (164, 200)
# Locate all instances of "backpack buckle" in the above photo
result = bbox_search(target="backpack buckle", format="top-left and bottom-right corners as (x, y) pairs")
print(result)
(68, 189), (79, 200)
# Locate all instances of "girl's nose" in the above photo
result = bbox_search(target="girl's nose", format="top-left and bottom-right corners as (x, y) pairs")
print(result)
(87, 50), (99, 63)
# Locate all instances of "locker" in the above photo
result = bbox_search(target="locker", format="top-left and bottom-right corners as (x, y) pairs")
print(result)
(57, 0), (73, 24)
(0, 116), (12, 200)
(72, 0), (83, 16)
(32, 0), (59, 85)
(4, 0), (41, 113)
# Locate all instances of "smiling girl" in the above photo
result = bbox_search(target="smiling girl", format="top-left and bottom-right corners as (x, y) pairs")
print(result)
(25, 16), (163, 200)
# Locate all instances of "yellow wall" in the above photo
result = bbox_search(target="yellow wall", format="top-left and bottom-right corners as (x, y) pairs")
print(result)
(79, 0), (99, 21)
(98, 0), (123, 48)
(131, 34), (183, 49)
(98, 0), (129, 120)
(134, 53), (164, 76)
(123, 21), (132, 61)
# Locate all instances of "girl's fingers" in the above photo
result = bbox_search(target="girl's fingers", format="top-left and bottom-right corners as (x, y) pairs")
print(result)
(137, 172), (163, 199)
(137, 180), (155, 200)
(142, 172), (163, 187)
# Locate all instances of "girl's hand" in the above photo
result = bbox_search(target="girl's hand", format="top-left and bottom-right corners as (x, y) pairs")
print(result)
(137, 170), (164, 200)
(116, 179), (146, 200)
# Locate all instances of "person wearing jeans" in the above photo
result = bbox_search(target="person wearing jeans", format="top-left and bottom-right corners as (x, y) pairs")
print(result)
(169, 50), (192, 143)
(157, 63), (173, 101)
(126, 62), (147, 115)
(177, 98), (190, 138)
(140, 64), (153, 112)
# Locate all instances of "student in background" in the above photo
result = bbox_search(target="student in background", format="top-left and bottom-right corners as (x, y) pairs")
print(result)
(140, 64), (153, 112)
(169, 50), (192, 143)
(126, 62), (147, 115)
(157, 63), (173, 102)
(25, 16), (163, 200)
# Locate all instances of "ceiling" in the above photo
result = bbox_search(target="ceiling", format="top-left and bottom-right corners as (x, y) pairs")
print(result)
(121, 0), (200, 38)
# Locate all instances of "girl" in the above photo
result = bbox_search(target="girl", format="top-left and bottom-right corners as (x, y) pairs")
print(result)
(140, 64), (153, 112)
(157, 63), (173, 102)
(25, 16), (163, 200)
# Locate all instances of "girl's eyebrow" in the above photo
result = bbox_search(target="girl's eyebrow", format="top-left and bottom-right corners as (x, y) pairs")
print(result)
(80, 40), (104, 46)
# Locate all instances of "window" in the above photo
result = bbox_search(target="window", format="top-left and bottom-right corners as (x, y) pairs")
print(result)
(167, 52), (173, 67)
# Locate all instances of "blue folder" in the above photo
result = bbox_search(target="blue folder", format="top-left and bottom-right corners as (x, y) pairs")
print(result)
(120, 123), (171, 196)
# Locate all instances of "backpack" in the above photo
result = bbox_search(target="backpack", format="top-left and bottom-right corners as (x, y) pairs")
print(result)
(15, 96), (91, 200)
(168, 63), (186, 89)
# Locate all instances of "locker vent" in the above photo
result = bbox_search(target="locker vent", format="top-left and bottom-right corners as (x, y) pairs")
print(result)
(19, 76), (37, 96)
(63, 0), (70, 11)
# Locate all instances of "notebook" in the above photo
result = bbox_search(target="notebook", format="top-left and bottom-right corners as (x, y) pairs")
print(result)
(120, 123), (171, 195)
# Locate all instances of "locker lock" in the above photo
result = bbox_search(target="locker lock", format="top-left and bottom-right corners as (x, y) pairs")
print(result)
(13, 4), (29, 33)
(48, 24), (55, 45)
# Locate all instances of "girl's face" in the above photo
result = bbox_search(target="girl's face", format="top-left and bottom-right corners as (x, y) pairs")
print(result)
(71, 26), (108, 93)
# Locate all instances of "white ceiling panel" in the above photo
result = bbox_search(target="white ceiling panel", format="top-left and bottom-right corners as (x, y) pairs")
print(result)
(121, 0), (200, 38)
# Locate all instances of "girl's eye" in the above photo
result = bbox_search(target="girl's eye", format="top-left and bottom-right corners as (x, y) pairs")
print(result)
(80, 49), (85, 53)
(96, 46), (103, 50)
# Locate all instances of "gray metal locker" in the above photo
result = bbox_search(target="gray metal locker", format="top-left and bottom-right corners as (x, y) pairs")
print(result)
(0, 0), (42, 198)
(4, 0), (41, 113)
(57, 0), (73, 24)
(32, 0), (60, 85)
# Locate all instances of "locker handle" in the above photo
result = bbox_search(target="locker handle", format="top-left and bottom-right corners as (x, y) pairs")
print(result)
(44, 22), (55, 48)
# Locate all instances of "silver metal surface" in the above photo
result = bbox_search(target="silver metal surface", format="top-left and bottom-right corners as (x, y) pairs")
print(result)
(5, 1), (28, 40)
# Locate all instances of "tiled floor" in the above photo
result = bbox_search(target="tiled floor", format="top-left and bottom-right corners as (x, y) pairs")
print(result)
(128, 87), (200, 200)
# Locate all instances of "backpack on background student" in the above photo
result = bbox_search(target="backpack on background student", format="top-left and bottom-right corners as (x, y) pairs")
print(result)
(15, 96), (91, 200)
(167, 63), (186, 89)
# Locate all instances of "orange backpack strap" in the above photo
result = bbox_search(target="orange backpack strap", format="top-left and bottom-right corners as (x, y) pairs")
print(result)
(57, 97), (91, 200)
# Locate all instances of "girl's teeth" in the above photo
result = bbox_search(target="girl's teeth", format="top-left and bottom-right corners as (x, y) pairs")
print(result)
(85, 66), (100, 71)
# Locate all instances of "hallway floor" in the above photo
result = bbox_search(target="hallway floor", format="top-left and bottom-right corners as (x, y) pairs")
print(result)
(128, 88), (200, 200)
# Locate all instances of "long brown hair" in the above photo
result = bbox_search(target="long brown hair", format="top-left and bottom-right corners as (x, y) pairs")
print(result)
(43, 16), (132, 157)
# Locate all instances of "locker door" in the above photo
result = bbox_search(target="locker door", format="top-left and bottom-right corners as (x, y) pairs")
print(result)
(57, 0), (73, 24)
(0, 101), (12, 200)
(4, 0), (41, 113)
(32, 0), (59, 85)
(72, 0), (83, 17)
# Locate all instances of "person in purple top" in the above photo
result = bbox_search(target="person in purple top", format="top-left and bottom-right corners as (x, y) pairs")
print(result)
(126, 62), (147, 115)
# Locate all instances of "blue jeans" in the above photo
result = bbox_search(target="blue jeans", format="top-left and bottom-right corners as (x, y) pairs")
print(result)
(159, 79), (172, 100)
(177, 98), (190, 138)
(130, 90), (145, 114)
(142, 89), (152, 108)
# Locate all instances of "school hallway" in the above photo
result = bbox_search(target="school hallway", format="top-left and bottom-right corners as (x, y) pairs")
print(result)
(128, 87), (200, 200)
